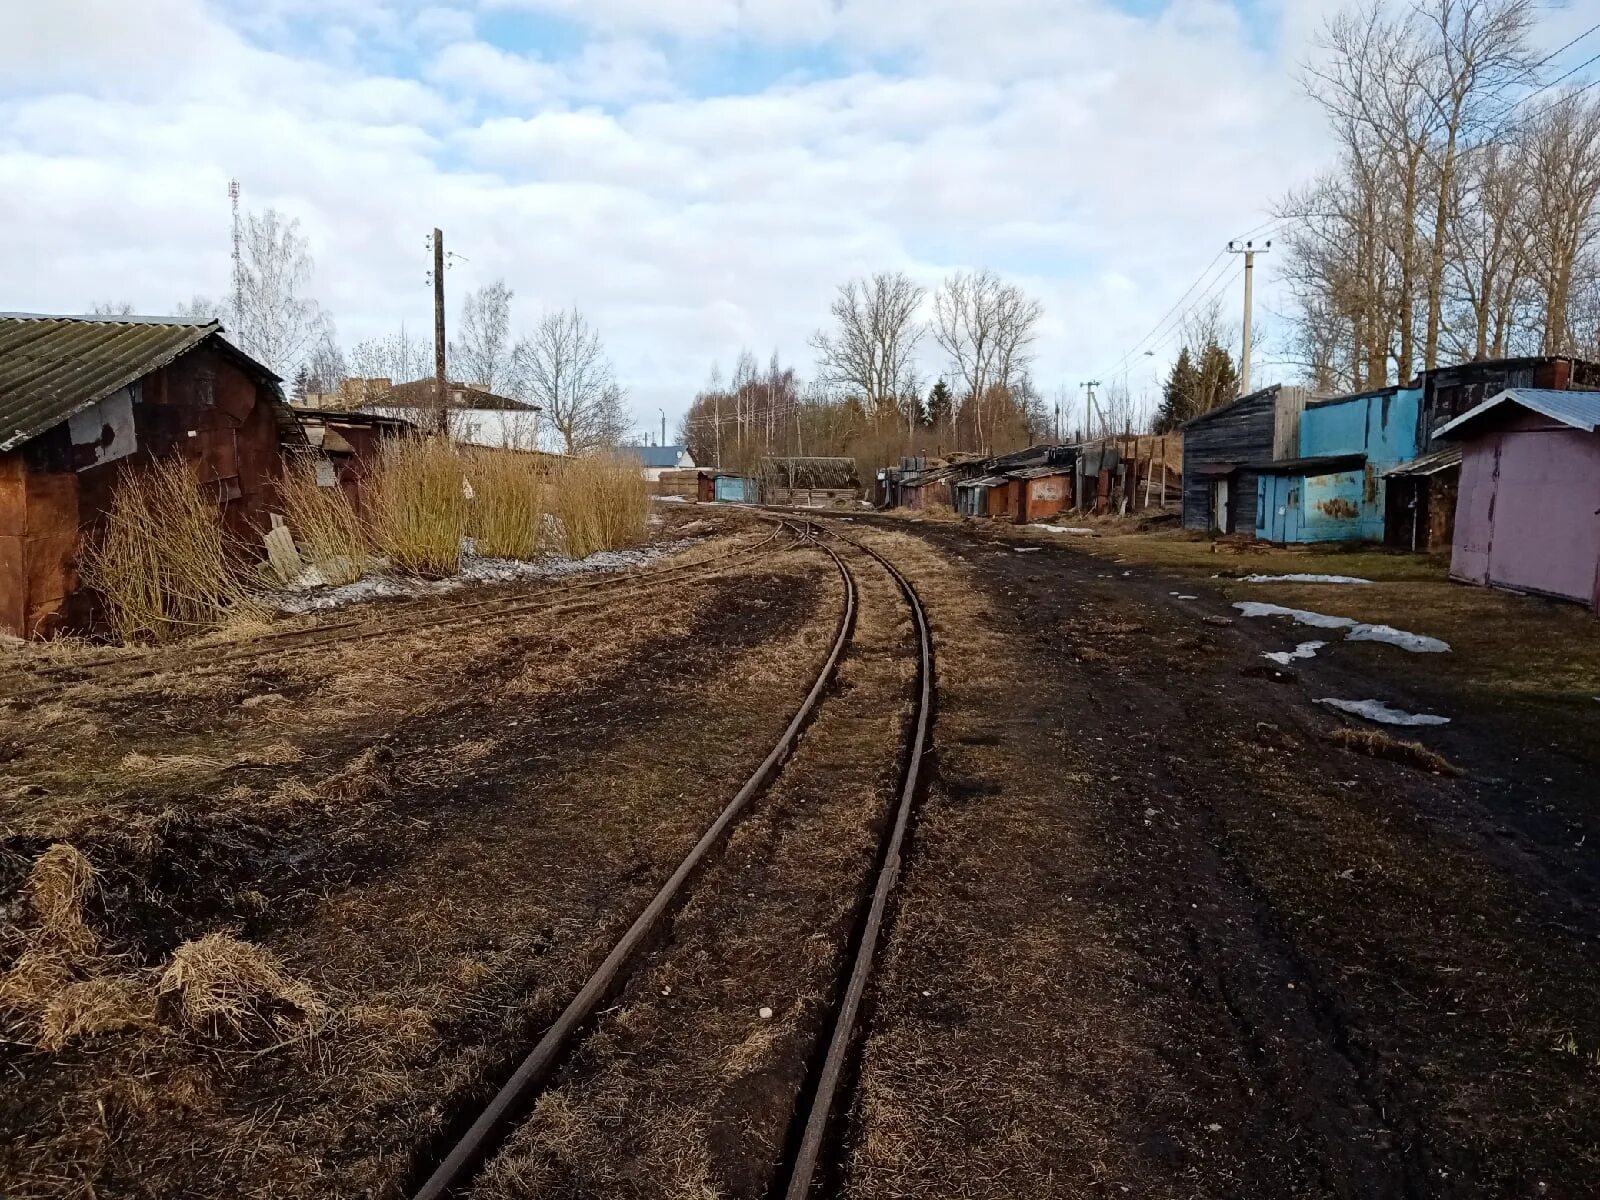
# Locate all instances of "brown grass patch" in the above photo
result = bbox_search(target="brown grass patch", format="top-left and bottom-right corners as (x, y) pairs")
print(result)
(1325, 725), (1460, 775)
(276, 455), (372, 585)
(155, 933), (325, 1042)
(467, 450), (548, 560)
(366, 436), (470, 577)
(78, 455), (260, 643)
(549, 455), (651, 558)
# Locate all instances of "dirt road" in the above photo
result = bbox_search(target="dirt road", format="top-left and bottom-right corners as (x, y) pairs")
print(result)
(1, 509), (1595, 1199)
(845, 516), (1598, 1199)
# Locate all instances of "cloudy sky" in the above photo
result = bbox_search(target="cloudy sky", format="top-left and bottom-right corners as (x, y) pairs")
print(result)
(1, 0), (1588, 437)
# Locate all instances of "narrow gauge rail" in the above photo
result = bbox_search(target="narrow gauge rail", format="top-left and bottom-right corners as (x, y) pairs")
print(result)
(0, 526), (785, 704)
(407, 515), (936, 1200)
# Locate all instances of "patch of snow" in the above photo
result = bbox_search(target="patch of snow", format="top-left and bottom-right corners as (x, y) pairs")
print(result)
(652, 494), (686, 502)
(271, 541), (689, 615)
(1014, 546), (1041, 554)
(1264, 640), (1326, 666)
(1176, 594), (1198, 601)
(1243, 573), (1372, 584)
(1345, 624), (1450, 653)
(1233, 601), (1450, 653)
(1037, 526), (1096, 535)
(1315, 698), (1450, 726)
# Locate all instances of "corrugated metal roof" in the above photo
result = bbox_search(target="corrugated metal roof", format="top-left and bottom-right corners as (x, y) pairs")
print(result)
(1385, 446), (1462, 477)
(1434, 388), (1600, 439)
(0, 314), (223, 451)
(1006, 464), (1071, 480)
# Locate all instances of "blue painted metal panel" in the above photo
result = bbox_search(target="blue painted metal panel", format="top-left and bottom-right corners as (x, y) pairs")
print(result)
(1256, 474), (1298, 542)
(714, 475), (754, 503)
(1278, 387), (1423, 542)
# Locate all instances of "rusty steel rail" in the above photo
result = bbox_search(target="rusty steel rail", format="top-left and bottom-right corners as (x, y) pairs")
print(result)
(779, 520), (935, 1200)
(409, 522), (857, 1200)
(0, 527), (785, 704)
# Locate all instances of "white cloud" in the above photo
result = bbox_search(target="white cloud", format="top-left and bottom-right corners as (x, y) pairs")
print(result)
(1, 0), (1343, 437)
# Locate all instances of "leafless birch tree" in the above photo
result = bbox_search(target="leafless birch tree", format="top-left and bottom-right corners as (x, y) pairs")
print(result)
(932, 269), (1044, 447)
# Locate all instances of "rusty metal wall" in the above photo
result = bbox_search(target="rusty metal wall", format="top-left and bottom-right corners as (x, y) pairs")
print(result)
(0, 346), (285, 638)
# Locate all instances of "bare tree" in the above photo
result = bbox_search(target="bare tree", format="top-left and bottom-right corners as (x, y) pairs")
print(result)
(230, 208), (333, 378)
(450, 279), (517, 393)
(932, 269), (1044, 447)
(174, 295), (228, 323)
(304, 335), (348, 398)
(810, 272), (926, 426)
(347, 324), (430, 406)
(89, 300), (135, 317)
(1417, 0), (1537, 370)
(1524, 91), (1600, 354)
(521, 309), (627, 455)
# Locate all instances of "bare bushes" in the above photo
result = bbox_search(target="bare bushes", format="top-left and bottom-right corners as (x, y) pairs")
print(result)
(549, 455), (650, 558)
(365, 437), (470, 577)
(276, 456), (369, 585)
(466, 450), (547, 560)
(79, 456), (257, 643)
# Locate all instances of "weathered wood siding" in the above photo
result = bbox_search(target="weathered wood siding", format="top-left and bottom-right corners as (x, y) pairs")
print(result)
(1181, 387), (1279, 533)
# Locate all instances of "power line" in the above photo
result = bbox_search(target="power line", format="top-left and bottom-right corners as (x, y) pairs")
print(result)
(1097, 252), (1230, 379)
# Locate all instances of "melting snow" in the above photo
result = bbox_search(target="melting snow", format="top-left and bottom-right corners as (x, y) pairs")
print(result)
(1037, 526), (1097, 535)
(1243, 573), (1372, 584)
(1315, 698), (1450, 726)
(1264, 640), (1326, 666)
(1233, 602), (1449, 652)
(1014, 547), (1042, 553)
(273, 543), (688, 615)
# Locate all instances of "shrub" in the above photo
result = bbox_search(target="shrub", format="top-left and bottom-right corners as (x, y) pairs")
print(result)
(365, 436), (469, 577)
(548, 455), (650, 558)
(275, 456), (370, 585)
(466, 449), (547, 560)
(79, 456), (254, 643)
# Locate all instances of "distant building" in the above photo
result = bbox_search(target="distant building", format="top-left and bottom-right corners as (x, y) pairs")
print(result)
(623, 444), (696, 482)
(1438, 388), (1600, 611)
(351, 378), (543, 451)
(0, 313), (290, 638)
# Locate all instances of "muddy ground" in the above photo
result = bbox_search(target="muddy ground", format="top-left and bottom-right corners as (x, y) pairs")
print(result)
(2, 506), (1597, 1199)
(845, 516), (1598, 1199)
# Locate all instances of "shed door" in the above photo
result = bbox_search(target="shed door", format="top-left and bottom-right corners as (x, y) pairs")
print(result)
(1487, 429), (1600, 604)
(1211, 479), (1230, 533)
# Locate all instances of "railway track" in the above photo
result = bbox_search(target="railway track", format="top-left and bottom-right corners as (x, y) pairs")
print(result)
(0, 525), (788, 704)
(407, 515), (935, 1200)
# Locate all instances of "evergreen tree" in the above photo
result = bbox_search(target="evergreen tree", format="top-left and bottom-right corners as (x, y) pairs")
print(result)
(1154, 347), (1200, 432)
(1194, 341), (1240, 414)
(926, 379), (954, 429)
(291, 364), (313, 403)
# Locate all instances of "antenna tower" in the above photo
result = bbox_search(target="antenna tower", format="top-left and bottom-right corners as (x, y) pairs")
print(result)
(229, 179), (243, 327)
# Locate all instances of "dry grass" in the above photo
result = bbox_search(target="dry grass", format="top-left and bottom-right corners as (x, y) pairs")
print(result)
(276, 455), (371, 585)
(78, 455), (258, 643)
(1325, 725), (1461, 775)
(467, 449), (548, 560)
(156, 933), (325, 1042)
(27, 842), (99, 956)
(365, 436), (469, 577)
(548, 455), (650, 558)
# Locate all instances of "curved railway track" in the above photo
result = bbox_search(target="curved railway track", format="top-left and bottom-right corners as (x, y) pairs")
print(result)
(0, 525), (788, 704)
(408, 514), (935, 1200)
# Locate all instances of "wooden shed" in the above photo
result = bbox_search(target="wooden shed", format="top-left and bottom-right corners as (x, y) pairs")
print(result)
(0, 314), (290, 638)
(1181, 384), (1309, 534)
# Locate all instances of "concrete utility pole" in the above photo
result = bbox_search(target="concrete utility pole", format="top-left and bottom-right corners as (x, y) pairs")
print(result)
(431, 228), (447, 435)
(1081, 380), (1101, 439)
(660, 408), (667, 449)
(1227, 239), (1270, 396)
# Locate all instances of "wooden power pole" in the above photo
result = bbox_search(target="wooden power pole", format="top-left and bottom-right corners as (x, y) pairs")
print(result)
(432, 228), (447, 435)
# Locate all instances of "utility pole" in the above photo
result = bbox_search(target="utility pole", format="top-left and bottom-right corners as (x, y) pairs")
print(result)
(660, 408), (667, 449)
(430, 228), (447, 436)
(1081, 380), (1101, 440)
(714, 391), (722, 469)
(1227, 238), (1270, 396)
